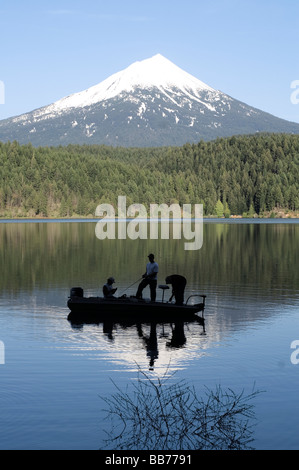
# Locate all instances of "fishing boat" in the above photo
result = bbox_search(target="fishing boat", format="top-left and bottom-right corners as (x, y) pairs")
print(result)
(67, 286), (206, 325)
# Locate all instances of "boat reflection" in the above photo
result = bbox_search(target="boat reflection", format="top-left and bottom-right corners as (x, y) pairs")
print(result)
(68, 316), (205, 371)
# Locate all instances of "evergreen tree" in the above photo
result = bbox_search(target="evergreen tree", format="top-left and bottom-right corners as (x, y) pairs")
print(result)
(215, 200), (224, 218)
(223, 202), (231, 218)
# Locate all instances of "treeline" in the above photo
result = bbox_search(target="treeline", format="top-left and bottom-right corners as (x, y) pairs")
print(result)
(0, 133), (298, 218)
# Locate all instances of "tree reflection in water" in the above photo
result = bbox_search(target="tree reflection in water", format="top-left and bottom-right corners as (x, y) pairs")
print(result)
(101, 368), (262, 450)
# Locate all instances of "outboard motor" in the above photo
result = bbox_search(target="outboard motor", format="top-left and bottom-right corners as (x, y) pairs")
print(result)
(165, 275), (187, 305)
(70, 287), (84, 298)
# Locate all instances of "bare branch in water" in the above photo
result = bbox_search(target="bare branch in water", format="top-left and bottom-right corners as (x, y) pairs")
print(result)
(100, 367), (263, 450)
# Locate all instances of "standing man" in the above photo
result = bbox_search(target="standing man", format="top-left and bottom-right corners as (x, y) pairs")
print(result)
(136, 254), (159, 302)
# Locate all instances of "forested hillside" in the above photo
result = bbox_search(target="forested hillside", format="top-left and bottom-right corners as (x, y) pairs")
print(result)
(0, 133), (298, 218)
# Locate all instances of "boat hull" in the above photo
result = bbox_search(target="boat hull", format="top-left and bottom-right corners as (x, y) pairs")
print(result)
(67, 296), (205, 325)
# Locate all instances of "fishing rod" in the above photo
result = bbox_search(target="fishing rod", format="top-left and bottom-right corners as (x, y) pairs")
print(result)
(119, 277), (143, 296)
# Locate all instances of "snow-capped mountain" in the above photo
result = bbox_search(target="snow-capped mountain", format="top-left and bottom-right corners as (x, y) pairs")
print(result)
(49, 53), (216, 111)
(1, 54), (299, 147)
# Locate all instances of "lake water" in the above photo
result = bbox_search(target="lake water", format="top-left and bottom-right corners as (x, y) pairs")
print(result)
(0, 220), (298, 450)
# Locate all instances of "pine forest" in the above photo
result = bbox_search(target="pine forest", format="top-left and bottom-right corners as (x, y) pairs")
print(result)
(0, 133), (298, 219)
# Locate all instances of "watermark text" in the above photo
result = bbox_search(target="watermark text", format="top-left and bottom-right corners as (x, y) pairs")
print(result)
(0, 81), (5, 105)
(290, 340), (299, 365)
(0, 341), (5, 365)
(95, 196), (203, 251)
(290, 80), (299, 105)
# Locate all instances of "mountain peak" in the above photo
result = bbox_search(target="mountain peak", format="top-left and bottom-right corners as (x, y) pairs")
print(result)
(2, 54), (299, 147)
(123, 53), (215, 91)
(50, 54), (216, 112)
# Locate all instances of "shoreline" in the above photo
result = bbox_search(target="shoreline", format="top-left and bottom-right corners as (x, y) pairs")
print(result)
(0, 217), (298, 224)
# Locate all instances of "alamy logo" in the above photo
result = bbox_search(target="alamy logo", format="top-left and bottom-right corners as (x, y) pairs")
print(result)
(290, 80), (299, 105)
(0, 81), (5, 105)
(95, 196), (203, 251)
(290, 340), (299, 365)
(0, 341), (5, 365)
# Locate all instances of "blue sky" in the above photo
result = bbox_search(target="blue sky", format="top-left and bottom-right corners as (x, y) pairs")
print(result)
(1, 0), (299, 123)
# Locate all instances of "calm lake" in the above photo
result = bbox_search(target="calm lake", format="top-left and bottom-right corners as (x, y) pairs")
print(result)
(0, 219), (298, 450)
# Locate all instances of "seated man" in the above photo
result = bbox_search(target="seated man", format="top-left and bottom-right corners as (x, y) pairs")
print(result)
(103, 277), (117, 299)
(165, 274), (187, 306)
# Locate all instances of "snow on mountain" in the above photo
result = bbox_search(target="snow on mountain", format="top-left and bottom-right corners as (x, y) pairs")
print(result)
(49, 54), (216, 112)
(1, 54), (299, 147)
(8, 53), (224, 131)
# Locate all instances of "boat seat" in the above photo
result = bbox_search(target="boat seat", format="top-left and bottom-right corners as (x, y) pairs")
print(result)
(158, 285), (170, 303)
